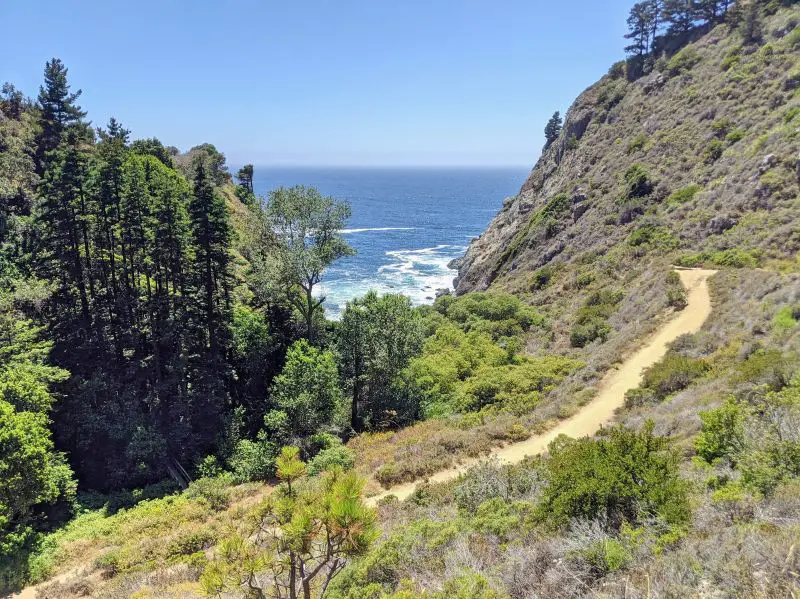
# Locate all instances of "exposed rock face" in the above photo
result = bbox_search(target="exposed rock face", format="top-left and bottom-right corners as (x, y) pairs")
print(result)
(455, 14), (800, 295)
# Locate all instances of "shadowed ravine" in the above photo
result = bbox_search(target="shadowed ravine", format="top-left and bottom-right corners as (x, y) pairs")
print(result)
(366, 268), (717, 506)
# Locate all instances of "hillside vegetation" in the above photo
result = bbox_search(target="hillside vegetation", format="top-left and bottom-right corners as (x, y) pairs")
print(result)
(2, 1), (800, 598)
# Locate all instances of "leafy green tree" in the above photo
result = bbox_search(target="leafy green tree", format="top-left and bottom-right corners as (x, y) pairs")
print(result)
(663, 0), (696, 35)
(269, 340), (342, 438)
(537, 422), (690, 531)
(201, 447), (378, 599)
(264, 186), (354, 340)
(544, 111), (562, 148)
(337, 292), (424, 431)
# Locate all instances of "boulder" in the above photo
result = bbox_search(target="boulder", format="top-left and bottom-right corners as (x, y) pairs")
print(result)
(759, 154), (778, 174)
(708, 216), (737, 234)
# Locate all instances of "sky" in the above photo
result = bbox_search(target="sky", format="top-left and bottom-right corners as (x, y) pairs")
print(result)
(1, 0), (633, 167)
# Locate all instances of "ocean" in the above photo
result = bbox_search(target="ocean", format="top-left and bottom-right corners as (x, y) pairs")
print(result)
(252, 167), (529, 318)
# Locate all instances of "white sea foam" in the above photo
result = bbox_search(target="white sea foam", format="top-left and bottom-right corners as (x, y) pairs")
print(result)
(317, 244), (466, 319)
(338, 227), (416, 234)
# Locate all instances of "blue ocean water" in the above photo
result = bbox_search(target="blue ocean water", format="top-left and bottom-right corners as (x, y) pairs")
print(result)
(252, 167), (528, 318)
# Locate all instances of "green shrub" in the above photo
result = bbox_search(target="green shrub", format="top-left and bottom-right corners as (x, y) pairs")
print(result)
(306, 445), (356, 476)
(530, 266), (556, 290)
(624, 387), (658, 409)
(666, 184), (701, 204)
(786, 25), (800, 49)
(165, 529), (217, 560)
(695, 398), (747, 465)
(725, 128), (746, 143)
(627, 133), (647, 154)
(184, 476), (233, 511)
(774, 305), (800, 331)
(641, 353), (709, 400)
(571, 318), (612, 348)
(575, 271), (596, 288)
(674, 252), (703, 267)
(623, 164), (653, 199)
(228, 438), (276, 483)
(711, 118), (733, 137)
(703, 139), (725, 163)
(785, 106), (800, 124)
(580, 538), (631, 575)
(667, 46), (701, 76)
(537, 423), (690, 530)
(710, 248), (758, 268)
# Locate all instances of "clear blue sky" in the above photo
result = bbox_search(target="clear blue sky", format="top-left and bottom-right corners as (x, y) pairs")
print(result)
(1, 0), (632, 167)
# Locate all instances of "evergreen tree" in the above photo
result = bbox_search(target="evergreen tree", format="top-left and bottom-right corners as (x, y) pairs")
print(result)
(236, 164), (254, 194)
(188, 158), (233, 357)
(544, 111), (563, 149)
(663, 0), (696, 35)
(34, 59), (87, 175)
(625, 1), (658, 56)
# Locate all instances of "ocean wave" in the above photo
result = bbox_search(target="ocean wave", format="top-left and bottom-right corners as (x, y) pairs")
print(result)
(338, 227), (416, 234)
(315, 243), (467, 320)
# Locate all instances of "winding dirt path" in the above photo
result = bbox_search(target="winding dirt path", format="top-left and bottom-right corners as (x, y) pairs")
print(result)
(366, 268), (717, 506)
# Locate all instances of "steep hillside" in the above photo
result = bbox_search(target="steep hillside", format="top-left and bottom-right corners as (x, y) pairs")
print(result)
(457, 10), (799, 300)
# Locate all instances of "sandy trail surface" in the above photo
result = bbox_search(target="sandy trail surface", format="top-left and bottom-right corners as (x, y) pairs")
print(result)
(366, 268), (717, 506)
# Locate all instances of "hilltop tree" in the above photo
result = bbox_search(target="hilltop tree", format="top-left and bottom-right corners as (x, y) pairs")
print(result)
(35, 59), (88, 174)
(663, 0), (696, 35)
(235, 164), (257, 207)
(264, 186), (354, 340)
(625, 1), (659, 57)
(544, 111), (563, 149)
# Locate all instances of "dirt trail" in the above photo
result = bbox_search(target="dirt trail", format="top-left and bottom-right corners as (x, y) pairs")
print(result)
(366, 268), (717, 506)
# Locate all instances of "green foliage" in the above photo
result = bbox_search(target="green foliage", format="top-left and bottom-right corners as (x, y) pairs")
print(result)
(622, 164), (653, 200)
(184, 476), (233, 511)
(537, 423), (690, 531)
(666, 46), (701, 76)
(665, 271), (688, 309)
(0, 399), (75, 588)
(307, 444), (356, 476)
(675, 248), (759, 269)
(202, 449), (377, 599)
(580, 538), (631, 575)
(627, 224), (678, 251)
(570, 289), (623, 348)
(695, 398), (748, 465)
(544, 111), (562, 148)
(271, 339), (342, 438)
(337, 292), (425, 431)
(407, 321), (578, 417)
(228, 438), (276, 483)
(434, 291), (543, 339)
(263, 185), (354, 338)
(627, 133), (647, 154)
(703, 138), (725, 163)
(773, 305), (800, 331)
(501, 193), (571, 264)
(640, 353), (709, 400)
(666, 183), (702, 204)
(530, 265), (556, 290)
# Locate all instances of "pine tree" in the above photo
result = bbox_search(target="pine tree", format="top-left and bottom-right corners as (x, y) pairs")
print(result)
(544, 111), (563, 149)
(188, 158), (232, 357)
(35, 59), (88, 174)
(625, 1), (658, 56)
(663, 0), (696, 35)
